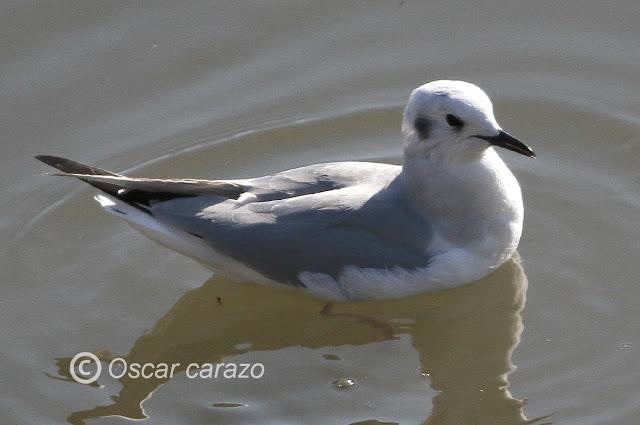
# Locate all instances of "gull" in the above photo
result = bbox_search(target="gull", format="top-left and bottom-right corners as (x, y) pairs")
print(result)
(36, 80), (535, 301)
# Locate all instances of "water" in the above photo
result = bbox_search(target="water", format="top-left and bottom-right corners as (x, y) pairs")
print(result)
(2, 1), (639, 424)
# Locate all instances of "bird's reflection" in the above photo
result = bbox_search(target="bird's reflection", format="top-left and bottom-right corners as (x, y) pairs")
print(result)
(54, 254), (534, 425)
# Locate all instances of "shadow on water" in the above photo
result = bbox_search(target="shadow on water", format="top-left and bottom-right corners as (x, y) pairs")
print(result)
(51, 253), (550, 425)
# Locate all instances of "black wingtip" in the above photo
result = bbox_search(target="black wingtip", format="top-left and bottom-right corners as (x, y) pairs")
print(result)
(35, 154), (127, 198)
(35, 154), (66, 168)
(35, 155), (119, 176)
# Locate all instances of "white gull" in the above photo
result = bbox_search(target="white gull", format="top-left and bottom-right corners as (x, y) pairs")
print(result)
(36, 80), (535, 301)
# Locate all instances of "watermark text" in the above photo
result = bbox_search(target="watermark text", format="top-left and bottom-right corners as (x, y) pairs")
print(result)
(69, 352), (264, 384)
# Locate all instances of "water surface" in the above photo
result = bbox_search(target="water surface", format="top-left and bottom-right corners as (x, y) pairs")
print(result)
(2, 2), (639, 424)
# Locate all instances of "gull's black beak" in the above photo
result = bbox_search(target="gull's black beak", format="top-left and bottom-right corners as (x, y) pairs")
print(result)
(476, 130), (536, 158)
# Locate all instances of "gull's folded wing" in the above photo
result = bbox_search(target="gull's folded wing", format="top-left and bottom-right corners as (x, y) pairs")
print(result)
(35, 155), (245, 200)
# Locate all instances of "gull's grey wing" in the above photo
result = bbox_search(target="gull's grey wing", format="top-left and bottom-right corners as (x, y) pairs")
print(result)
(151, 175), (433, 287)
(36, 155), (399, 205)
(37, 156), (431, 290)
(239, 161), (401, 201)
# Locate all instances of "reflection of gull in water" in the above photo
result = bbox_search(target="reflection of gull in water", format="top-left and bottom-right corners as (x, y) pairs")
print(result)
(53, 254), (549, 425)
(36, 80), (535, 301)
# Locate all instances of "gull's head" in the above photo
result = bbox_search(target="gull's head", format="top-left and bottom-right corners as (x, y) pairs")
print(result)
(402, 80), (535, 160)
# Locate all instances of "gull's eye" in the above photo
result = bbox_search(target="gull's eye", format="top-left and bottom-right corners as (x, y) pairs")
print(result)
(446, 114), (464, 129)
(414, 116), (431, 139)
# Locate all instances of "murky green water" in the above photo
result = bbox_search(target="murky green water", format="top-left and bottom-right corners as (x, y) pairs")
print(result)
(2, 2), (639, 424)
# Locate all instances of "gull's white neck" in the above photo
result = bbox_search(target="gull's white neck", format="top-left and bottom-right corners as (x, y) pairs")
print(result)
(401, 147), (524, 283)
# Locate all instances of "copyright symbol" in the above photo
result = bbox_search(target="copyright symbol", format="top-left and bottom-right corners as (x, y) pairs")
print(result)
(69, 352), (102, 384)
